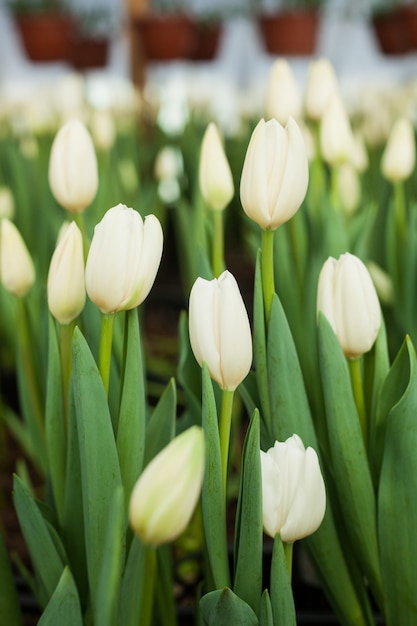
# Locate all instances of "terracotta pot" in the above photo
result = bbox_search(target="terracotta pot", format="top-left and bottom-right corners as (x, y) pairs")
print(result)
(135, 14), (196, 61)
(258, 9), (319, 56)
(371, 8), (410, 55)
(71, 36), (109, 70)
(190, 21), (222, 61)
(400, 4), (417, 49)
(14, 12), (75, 62)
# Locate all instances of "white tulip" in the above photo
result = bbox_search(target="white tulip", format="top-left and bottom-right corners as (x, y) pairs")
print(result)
(199, 122), (234, 211)
(304, 58), (339, 122)
(320, 93), (355, 167)
(381, 117), (416, 183)
(317, 253), (381, 359)
(240, 117), (309, 231)
(265, 58), (302, 125)
(47, 222), (86, 324)
(129, 426), (205, 545)
(85, 204), (163, 314)
(49, 119), (98, 214)
(261, 434), (326, 543)
(189, 270), (252, 391)
(0, 219), (35, 297)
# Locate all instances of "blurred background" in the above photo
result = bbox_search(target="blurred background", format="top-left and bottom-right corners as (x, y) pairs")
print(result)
(1, 0), (417, 127)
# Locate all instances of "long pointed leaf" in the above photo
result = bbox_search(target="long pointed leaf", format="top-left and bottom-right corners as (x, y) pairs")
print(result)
(38, 567), (83, 626)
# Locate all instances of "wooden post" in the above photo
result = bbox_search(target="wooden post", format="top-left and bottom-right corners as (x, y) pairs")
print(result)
(125, 0), (150, 90)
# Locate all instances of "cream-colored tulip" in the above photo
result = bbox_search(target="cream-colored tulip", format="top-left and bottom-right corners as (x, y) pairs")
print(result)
(381, 117), (416, 183)
(90, 109), (116, 151)
(129, 426), (205, 545)
(320, 93), (355, 167)
(337, 164), (361, 215)
(189, 270), (252, 391)
(199, 122), (234, 211)
(49, 119), (98, 213)
(317, 253), (381, 359)
(47, 222), (86, 324)
(0, 219), (35, 297)
(240, 117), (309, 230)
(85, 204), (163, 314)
(265, 58), (302, 125)
(261, 435), (326, 543)
(304, 58), (339, 122)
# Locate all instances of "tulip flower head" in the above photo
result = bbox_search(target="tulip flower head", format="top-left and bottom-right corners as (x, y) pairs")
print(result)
(199, 122), (234, 212)
(47, 221), (86, 324)
(320, 92), (355, 167)
(265, 58), (302, 125)
(304, 57), (339, 122)
(85, 204), (163, 314)
(240, 117), (309, 231)
(260, 435), (326, 543)
(189, 270), (252, 391)
(0, 186), (14, 219)
(129, 426), (205, 546)
(49, 118), (99, 213)
(317, 253), (381, 359)
(381, 117), (416, 183)
(0, 219), (35, 297)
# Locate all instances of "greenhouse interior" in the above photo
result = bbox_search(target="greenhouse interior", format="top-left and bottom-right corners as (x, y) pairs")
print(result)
(1, 0), (417, 624)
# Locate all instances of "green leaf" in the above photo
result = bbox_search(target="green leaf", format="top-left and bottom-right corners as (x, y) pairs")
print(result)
(95, 486), (125, 626)
(117, 309), (147, 500)
(266, 296), (375, 626)
(177, 310), (203, 424)
(269, 536), (296, 626)
(318, 313), (382, 608)
(119, 536), (145, 626)
(38, 567), (83, 626)
(200, 588), (259, 626)
(71, 327), (123, 619)
(378, 336), (417, 625)
(144, 378), (176, 467)
(45, 315), (66, 523)
(0, 533), (22, 625)
(13, 475), (65, 607)
(233, 410), (262, 615)
(253, 250), (271, 444)
(201, 363), (230, 589)
(258, 590), (273, 626)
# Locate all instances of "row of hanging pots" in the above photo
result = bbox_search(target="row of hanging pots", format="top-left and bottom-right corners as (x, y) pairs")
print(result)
(13, 10), (110, 69)
(134, 8), (321, 62)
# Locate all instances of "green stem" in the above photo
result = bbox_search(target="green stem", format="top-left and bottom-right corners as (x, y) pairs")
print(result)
(212, 209), (225, 278)
(140, 545), (157, 626)
(98, 313), (115, 397)
(330, 165), (341, 212)
(283, 541), (293, 581)
(348, 357), (367, 450)
(394, 181), (406, 246)
(219, 388), (235, 501)
(261, 229), (275, 325)
(59, 322), (74, 430)
(73, 212), (90, 262)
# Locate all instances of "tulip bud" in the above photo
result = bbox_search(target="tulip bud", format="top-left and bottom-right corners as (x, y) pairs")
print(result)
(90, 109), (116, 152)
(48, 119), (99, 214)
(85, 204), (163, 314)
(0, 187), (14, 219)
(199, 123), (234, 212)
(337, 164), (361, 215)
(47, 222), (86, 324)
(366, 261), (393, 306)
(317, 253), (381, 359)
(381, 117), (416, 183)
(320, 93), (355, 167)
(261, 434), (326, 543)
(265, 58), (302, 125)
(189, 270), (252, 391)
(304, 58), (339, 122)
(154, 146), (183, 182)
(0, 219), (35, 297)
(240, 117), (309, 231)
(129, 426), (205, 545)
